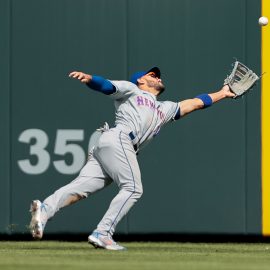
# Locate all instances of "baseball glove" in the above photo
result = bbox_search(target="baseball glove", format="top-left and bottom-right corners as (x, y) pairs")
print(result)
(224, 61), (260, 98)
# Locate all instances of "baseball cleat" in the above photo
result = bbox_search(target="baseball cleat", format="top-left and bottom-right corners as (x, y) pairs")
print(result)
(29, 200), (46, 240)
(88, 231), (126, 251)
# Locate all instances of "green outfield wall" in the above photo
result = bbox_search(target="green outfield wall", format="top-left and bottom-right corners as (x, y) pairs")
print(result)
(0, 0), (262, 235)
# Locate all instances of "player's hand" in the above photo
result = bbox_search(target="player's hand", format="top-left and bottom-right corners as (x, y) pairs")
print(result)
(69, 71), (92, 83)
(221, 84), (236, 98)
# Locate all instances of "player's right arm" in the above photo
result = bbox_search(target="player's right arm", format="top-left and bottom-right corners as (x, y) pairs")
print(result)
(69, 71), (116, 95)
(69, 71), (137, 99)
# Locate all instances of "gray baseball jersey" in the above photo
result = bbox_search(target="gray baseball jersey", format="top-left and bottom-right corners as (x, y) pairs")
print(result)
(110, 80), (180, 151)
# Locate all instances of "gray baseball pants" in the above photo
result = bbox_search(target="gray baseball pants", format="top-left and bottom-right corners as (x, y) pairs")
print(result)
(42, 127), (143, 236)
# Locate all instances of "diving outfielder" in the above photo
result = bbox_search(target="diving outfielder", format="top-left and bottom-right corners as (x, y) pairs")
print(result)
(30, 67), (235, 250)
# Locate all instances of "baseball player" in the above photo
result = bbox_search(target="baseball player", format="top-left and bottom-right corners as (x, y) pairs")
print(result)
(29, 67), (235, 250)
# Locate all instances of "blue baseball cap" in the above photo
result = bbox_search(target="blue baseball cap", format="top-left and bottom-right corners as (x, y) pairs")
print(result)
(130, 67), (161, 85)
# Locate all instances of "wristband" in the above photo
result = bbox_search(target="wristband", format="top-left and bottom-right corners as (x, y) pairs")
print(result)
(195, 94), (213, 108)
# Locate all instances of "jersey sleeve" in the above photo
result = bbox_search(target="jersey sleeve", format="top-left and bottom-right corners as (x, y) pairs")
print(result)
(160, 101), (181, 125)
(109, 80), (138, 100)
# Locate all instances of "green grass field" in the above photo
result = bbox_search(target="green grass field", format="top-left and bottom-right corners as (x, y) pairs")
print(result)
(1, 241), (270, 270)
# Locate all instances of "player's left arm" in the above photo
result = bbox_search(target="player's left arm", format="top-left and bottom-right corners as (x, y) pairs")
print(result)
(178, 85), (235, 117)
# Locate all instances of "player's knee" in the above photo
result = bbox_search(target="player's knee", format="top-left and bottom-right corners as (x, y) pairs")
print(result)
(121, 183), (143, 199)
(133, 186), (143, 199)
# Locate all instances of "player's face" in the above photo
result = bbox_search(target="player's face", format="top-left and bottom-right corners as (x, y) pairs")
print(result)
(143, 72), (165, 94)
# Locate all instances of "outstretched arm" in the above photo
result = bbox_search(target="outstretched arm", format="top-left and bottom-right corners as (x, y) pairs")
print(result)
(179, 85), (235, 117)
(69, 71), (115, 95)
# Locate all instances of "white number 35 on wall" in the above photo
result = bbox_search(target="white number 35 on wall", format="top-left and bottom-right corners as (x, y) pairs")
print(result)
(18, 129), (88, 175)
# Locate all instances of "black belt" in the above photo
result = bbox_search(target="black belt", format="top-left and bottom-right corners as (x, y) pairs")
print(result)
(129, 131), (138, 152)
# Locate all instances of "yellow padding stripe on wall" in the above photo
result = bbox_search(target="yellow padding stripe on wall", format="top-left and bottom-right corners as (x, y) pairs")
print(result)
(262, 0), (270, 236)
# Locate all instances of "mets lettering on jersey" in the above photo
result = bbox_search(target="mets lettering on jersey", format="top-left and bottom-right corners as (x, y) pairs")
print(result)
(136, 95), (165, 120)
(110, 80), (179, 150)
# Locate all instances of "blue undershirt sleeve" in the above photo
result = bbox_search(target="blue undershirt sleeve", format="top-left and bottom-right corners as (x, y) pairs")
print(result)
(174, 108), (181, 120)
(86, 75), (116, 95)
